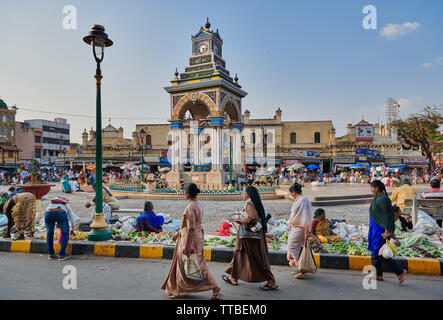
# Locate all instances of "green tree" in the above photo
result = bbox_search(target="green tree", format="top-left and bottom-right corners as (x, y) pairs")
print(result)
(392, 106), (443, 169)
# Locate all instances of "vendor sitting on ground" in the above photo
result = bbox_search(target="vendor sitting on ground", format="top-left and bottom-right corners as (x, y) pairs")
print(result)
(8, 187), (23, 197)
(87, 184), (120, 210)
(310, 208), (343, 243)
(86, 197), (112, 224)
(393, 205), (413, 232)
(135, 201), (164, 233)
(0, 192), (36, 240)
(61, 176), (71, 193)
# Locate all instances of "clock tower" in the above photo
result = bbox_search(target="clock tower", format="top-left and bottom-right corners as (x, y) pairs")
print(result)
(164, 18), (247, 186)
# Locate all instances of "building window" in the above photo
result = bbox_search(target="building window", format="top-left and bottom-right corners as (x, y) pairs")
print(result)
(314, 132), (320, 144)
(35, 136), (41, 143)
(267, 132), (273, 144)
(290, 132), (296, 144)
(146, 135), (152, 146)
(252, 132), (256, 144)
(35, 149), (41, 159)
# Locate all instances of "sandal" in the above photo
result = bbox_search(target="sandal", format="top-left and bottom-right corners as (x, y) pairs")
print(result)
(210, 293), (225, 300)
(293, 272), (306, 279)
(260, 284), (279, 291)
(222, 275), (238, 286)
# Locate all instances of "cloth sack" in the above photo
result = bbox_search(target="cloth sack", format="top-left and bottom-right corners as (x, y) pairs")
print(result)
(182, 254), (203, 282)
(297, 240), (317, 273)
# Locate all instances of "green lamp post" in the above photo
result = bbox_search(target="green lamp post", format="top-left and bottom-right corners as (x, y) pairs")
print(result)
(83, 24), (113, 241)
(228, 137), (233, 190)
(140, 129), (146, 188)
(13, 144), (17, 174)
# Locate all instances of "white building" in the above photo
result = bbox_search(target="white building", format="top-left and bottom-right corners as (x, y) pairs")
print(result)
(24, 118), (70, 164)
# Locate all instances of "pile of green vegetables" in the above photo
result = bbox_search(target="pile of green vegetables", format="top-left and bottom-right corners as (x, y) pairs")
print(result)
(322, 242), (371, 256)
(270, 240), (282, 251)
(204, 237), (236, 248)
(111, 229), (176, 244)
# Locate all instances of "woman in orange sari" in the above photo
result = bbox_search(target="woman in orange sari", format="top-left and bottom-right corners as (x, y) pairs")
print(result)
(310, 208), (343, 243)
(161, 183), (223, 300)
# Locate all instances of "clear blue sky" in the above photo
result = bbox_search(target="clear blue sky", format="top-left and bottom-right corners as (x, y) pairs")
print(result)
(1, 0), (442, 143)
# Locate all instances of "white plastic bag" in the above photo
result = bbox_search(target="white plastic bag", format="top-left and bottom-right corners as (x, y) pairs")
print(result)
(120, 221), (135, 234)
(379, 244), (394, 259)
(158, 213), (171, 224)
(414, 210), (440, 235)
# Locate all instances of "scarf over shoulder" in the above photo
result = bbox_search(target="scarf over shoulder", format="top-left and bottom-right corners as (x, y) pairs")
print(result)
(289, 195), (312, 231)
(369, 195), (395, 233)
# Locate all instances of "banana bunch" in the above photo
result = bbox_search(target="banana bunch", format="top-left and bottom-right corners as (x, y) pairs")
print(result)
(70, 232), (88, 240)
(39, 231), (89, 240)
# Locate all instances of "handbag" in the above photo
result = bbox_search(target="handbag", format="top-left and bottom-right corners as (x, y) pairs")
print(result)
(297, 239), (317, 273)
(182, 254), (203, 282)
(238, 223), (263, 239)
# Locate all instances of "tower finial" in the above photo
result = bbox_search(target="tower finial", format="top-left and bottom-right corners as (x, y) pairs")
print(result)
(205, 17), (211, 30)
(234, 73), (239, 83)
(174, 67), (179, 79)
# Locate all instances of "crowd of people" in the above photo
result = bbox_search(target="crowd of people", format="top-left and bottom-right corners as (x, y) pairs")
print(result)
(3, 161), (443, 299)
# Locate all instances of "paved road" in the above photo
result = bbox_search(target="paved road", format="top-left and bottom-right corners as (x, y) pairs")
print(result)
(1, 252), (442, 300)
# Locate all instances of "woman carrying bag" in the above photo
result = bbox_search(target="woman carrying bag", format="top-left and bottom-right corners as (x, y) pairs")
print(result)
(368, 180), (407, 284)
(161, 183), (223, 300)
(287, 183), (314, 279)
(223, 186), (278, 291)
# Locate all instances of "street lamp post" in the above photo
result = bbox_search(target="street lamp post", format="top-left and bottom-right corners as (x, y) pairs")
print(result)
(83, 24), (113, 241)
(13, 145), (17, 174)
(229, 137), (233, 189)
(140, 129), (146, 187)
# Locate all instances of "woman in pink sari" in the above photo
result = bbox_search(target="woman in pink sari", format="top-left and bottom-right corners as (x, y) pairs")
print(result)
(161, 183), (223, 300)
(287, 183), (312, 279)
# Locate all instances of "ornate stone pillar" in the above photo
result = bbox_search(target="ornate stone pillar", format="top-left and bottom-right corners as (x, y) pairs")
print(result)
(210, 118), (224, 171)
(232, 123), (243, 171)
(170, 121), (184, 171)
(191, 123), (203, 166)
(206, 118), (225, 185)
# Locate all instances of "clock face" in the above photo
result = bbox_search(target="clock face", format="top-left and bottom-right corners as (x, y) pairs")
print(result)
(198, 41), (209, 54)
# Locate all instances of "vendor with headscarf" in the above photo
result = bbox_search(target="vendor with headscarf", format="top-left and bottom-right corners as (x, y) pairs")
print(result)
(310, 208), (343, 243)
(223, 186), (277, 290)
(135, 201), (164, 233)
(287, 183), (313, 279)
(87, 184), (120, 210)
(369, 180), (406, 284)
(0, 192), (36, 240)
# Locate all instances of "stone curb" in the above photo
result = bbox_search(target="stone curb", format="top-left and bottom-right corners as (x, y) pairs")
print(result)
(1, 239), (442, 276)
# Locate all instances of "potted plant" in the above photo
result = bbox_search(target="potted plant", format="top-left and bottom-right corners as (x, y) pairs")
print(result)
(19, 160), (54, 201)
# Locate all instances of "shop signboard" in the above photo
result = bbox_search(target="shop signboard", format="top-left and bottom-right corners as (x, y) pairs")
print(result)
(291, 150), (302, 157)
(333, 157), (355, 163)
(385, 158), (403, 166)
(143, 157), (160, 163)
(404, 158), (429, 164)
(302, 158), (322, 164)
(356, 124), (374, 141)
(303, 151), (320, 157)
(355, 148), (380, 156)
(283, 159), (301, 165)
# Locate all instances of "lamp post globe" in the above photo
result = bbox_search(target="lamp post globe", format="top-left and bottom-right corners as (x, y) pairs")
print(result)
(84, 24), (113, 241)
